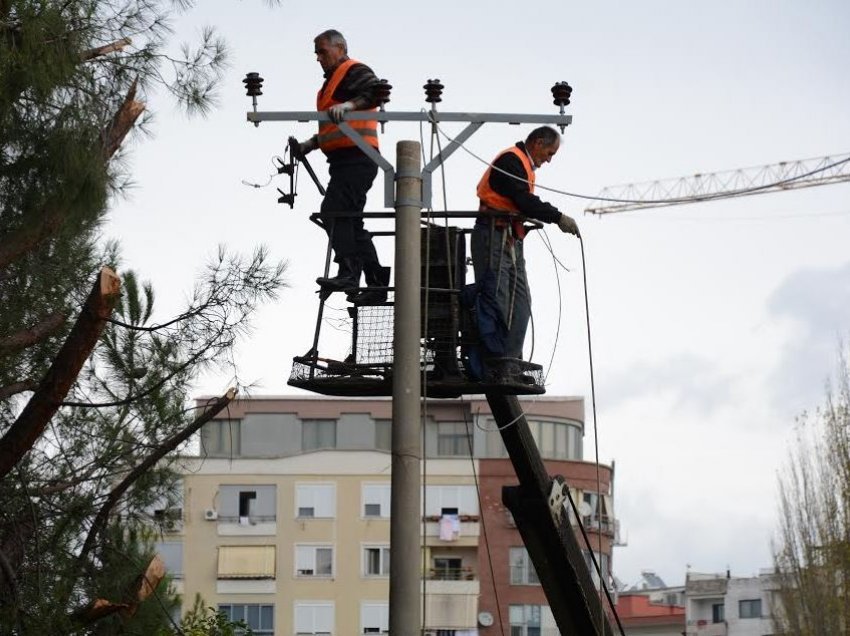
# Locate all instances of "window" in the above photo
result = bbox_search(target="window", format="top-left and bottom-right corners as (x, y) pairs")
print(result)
(296, 545), (333, 577)
(375, 419), (392, 451)
(202, 419), (241, 456)
(739, 598), (762, 619)
(423, 485), (479, 517)
(580, 491), (613, 532)
(302, 419), (337, 450)
(363, 483), (391, 518)
(509, 604), (542, 636)
(154, 541), (183, 579)
(437, 421), (470, 456)
(712, 602), (725, 623)
(217, 546), (276, 579)
(296, 483), (335, 518)
(432, 557), (463, 581)
(526, 419), (583, 460)
(581, 549), (610, 590)
(364, 546), (390, 576)
(218, 603), (274, 636)
(361, 602), (389, 634)
(239, 491), (256, 518)
(295, 602), (333, 634)
(509, 547), (540, 585)
(218, 485), (277, 523)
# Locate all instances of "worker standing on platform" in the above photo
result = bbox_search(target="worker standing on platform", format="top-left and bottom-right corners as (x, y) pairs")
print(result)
(472, 126), (580, 362)
(296, 29), (389, 305)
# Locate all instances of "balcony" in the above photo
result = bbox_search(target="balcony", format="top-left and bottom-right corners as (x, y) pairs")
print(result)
(216, 515), (277, 536)
(423, 515), (480, 545)
(423, 578), (479, 631)
(686, 619), (727, 636)
(579, 513), (617, 537)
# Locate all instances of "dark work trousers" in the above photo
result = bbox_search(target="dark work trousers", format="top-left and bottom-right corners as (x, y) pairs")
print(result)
(471, 219), (531, 360)
(320, 157), (380, 267)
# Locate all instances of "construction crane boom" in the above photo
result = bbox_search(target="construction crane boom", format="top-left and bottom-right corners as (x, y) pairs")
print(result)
(584, 152), (850, 215)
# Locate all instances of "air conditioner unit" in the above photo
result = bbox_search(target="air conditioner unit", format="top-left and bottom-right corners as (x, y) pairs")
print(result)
(204, 508), (218, 521)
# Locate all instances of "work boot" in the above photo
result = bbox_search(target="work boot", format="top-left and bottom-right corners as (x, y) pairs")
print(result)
(316, 257), (362, 291)
(350, 265), (391, 305)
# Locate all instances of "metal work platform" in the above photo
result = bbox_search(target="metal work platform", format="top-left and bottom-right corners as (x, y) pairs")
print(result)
(287, 211), (546, 398)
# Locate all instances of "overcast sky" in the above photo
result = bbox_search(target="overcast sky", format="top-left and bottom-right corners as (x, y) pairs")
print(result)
(107, 1), (850, 587)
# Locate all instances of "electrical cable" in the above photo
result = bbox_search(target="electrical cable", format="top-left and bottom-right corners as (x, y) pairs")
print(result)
(240, 155), (286, 189)
(578, 233), (627, 635)
(432, 123), (850, 206)
(461, 398), (507, 636)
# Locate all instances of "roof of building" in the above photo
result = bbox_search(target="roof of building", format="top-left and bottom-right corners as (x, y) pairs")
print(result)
(616, 593), (685, 627)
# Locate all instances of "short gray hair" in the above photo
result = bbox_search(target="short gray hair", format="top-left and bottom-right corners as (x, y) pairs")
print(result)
(526, 126), (560, 147)
(314, 29), (348, 53)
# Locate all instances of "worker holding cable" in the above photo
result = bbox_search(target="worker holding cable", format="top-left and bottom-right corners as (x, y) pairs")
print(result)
(295, 29), (390, 305)
(472, 125), (580, 372)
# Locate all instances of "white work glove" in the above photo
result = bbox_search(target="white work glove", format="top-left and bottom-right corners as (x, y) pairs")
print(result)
(328, 101), (355, 123)
(557, 213), (580, 237)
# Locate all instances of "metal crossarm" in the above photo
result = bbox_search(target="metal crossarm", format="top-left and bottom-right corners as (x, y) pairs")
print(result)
(245, 110), (572, 207)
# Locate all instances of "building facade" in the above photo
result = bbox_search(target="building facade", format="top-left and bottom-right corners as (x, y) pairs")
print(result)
(156, 396), (616, 635)
(685, 571), (778, 636)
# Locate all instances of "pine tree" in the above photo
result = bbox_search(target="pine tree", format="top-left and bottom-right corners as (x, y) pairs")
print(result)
(0, 1), (284, 632)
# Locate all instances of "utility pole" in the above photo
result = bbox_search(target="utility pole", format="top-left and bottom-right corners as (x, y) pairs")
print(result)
(389, 141), (422, 635)
(241, 77), (609, 635)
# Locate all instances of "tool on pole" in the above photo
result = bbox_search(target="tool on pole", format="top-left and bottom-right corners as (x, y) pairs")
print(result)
(275, 137), (327, 208)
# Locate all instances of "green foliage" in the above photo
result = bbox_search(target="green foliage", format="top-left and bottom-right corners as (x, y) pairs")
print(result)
(0, 1), (284, 633)
(773, 349), (850, 634)
(158, 595), (252, 636)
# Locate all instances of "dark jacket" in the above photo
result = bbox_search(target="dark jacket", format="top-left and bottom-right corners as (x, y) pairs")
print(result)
(487, 142), (560, 224)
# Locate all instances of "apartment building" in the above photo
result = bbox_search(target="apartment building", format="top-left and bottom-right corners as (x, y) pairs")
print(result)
(155, 395), (616, 635)
(685, 570), (778, 636)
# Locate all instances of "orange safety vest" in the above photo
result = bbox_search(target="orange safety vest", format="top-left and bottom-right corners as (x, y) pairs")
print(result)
(316, 59), (379, 154)
(476, 146), (536, 240)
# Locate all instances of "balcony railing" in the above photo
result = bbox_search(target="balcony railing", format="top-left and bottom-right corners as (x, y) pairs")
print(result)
(685, 619), (727, 636)
(428, 567), (476, 581)
(580, 514), (616, 536)
(216, 515), (277, 524)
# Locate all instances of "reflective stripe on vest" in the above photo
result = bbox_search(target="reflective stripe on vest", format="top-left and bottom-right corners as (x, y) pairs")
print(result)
(316, 58), (379, 154)
(476, 146), (536, 239)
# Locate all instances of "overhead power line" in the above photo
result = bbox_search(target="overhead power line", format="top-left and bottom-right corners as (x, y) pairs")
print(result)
(584, 153), (850, 215)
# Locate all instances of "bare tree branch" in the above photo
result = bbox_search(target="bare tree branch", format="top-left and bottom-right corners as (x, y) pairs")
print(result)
(0, 312), (66, 355)
(81, 37), (132, 62)
(101, 78), (145, 160)
(77, 388), (236, 564)
(0, 268), (121, 480)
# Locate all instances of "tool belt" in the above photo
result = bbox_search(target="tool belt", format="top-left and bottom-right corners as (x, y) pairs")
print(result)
(478, 206), (528, 241)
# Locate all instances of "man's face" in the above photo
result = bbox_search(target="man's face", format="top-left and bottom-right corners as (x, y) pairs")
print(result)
(528, 137), (560, 168)
(315, 38), (346, 73)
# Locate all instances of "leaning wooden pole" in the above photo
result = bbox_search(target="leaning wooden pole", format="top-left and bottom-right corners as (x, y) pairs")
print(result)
(487, 392), (616, 636)
(0, 267), (121, 479)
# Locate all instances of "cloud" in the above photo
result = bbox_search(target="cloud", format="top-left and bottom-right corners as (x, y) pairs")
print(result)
(766, 261), (850, 414)
(602, 353), (734, 413)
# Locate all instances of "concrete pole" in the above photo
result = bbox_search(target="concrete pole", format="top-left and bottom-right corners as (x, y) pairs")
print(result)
(389, 140), (422, 636)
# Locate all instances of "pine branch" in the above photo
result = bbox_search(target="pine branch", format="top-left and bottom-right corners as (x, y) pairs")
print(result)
(77, 388), (236, 565)
(0, 268), (121, 480)
(0, 81), (144, 272)
(0, 380), (39, 401)
(0, 312), (66, 355)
